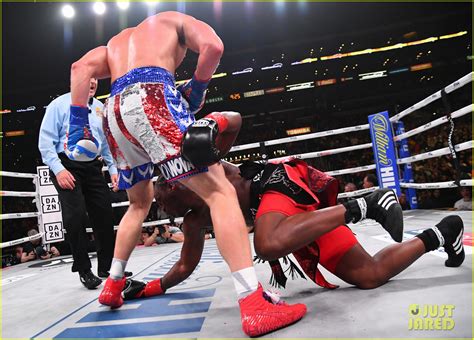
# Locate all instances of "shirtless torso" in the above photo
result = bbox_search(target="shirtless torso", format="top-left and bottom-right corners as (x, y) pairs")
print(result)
(106, 13), (187, 82)
(71, 11), (222, 104)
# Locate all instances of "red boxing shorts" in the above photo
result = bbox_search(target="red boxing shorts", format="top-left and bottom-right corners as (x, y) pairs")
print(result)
(256, 191), (358, 275)
(103, 66), (208, 190)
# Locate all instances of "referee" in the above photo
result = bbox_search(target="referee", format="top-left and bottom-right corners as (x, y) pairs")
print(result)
(38, 78), (130, 289)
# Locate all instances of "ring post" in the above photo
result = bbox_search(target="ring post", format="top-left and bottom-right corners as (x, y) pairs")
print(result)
(393, 121), (418, 209)
(368, 111), (401, 196)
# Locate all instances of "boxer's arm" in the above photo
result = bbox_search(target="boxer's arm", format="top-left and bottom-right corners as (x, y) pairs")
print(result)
(70, 46), (111, 106)
(182, 16), (224, 81)
(181, 111), (241, 167)
(160, 208), (210, 290)
(212, 111), (242, 156)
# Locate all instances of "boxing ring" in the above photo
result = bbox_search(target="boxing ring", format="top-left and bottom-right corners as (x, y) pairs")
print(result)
(1, 73), (472, 338)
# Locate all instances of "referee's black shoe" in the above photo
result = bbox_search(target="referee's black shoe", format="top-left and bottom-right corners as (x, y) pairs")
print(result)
(79, 270), (102, 290)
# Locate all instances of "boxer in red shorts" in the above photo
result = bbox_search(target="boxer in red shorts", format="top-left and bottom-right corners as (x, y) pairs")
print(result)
(123, 159), (464, 299)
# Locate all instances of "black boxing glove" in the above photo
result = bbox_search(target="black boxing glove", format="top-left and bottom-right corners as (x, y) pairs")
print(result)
(122, 279), (147, 300)
(122, 278), (166, 300)
(181, 113), (229, 168)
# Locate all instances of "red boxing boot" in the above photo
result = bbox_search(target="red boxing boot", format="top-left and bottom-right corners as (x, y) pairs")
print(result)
(239, 283), (307, 337)
(99, 277), (126, 309)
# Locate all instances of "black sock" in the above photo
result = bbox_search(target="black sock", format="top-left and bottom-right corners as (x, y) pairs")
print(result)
(415, 229), (441, 252)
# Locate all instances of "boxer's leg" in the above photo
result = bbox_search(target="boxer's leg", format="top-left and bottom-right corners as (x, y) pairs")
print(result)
(112, 179), (154, 264)
(335, 239), (426, 289)
(180, 163), (253, 273)
(415, 215), (465, 267)
(335, 215), (464, 288)
(99, 179), (153, 308)
(254, 193), (346, 261)
(181, 163), (307, 337)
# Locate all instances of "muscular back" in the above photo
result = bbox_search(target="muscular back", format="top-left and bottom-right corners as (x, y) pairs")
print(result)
(71, 11), (222, 113)
(106, 12), (188, 82)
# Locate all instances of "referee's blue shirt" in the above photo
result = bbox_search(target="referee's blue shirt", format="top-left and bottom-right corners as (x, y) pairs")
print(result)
(38, 93), (118, 176)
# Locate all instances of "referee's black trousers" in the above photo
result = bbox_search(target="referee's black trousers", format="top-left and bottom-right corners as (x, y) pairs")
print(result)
(50, 153), (115, 273)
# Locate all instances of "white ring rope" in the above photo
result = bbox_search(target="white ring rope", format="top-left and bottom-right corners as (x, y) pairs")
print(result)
(325, 140), (473, 176)
(0, 232), (44, 249)
(112, 198), (156, 208)
(326, 164), (377, 176)
(142, 219), (183, 227)
(401, 179), (473, 189)
(0, 190), (37, 197)
(111, 201), (131, 208)
(270, 143), (373, 162)
(397, 140), (474, 165)
(84, 217), (185, 233)
(337, 179), (474, 197)
(336, 186), (379, 199)
(390, 72), (473, 123)
(325, 140), (473, 175)
(230, 123), (370, 152)
(0, 171), (36, 179)
(0, 212), (40, 221)
(393, 104), (473, 141)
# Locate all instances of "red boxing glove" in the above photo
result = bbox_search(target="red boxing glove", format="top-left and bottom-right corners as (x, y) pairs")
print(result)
(144, 278), (166, 297)
(204, 112), (229, 132)
(122, 278), (165, 300)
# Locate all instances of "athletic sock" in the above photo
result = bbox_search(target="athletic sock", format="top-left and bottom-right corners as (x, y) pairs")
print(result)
(342, 198), (367, 223)
(232, 266), (259, 299)
(109, 258), (128, 280)
(415, 227), (444, 252)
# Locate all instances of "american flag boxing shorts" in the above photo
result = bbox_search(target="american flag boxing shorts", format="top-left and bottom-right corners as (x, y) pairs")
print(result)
(103, 66), (207, 190)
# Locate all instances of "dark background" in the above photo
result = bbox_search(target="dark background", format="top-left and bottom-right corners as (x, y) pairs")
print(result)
(3, 2), (471, 100)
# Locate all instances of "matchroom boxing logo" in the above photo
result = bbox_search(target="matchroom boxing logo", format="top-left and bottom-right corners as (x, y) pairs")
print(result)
(408, 304), (455, 331)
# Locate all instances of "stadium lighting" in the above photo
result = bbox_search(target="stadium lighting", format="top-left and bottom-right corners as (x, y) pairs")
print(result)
(93, 2), (106, 15)
(61, 4), (75, 19)
(116, 1), (130, 10)
(275, 0), (285, 13)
